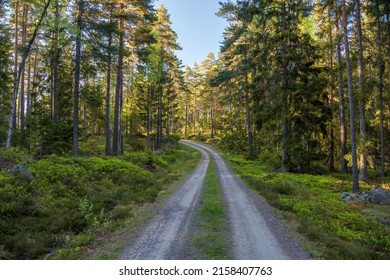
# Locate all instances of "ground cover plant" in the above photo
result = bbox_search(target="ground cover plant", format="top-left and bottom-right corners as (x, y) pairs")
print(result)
(192, 159), (231, 259)
(221, 152), (390, 259)
(0, 142), (199, 259)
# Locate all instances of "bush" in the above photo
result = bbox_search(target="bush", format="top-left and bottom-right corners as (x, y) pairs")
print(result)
(217, 131), (247, 155)
(0, 144), (197, 259)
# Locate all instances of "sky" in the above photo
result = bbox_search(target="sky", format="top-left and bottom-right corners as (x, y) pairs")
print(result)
(155, 0), (228, 67)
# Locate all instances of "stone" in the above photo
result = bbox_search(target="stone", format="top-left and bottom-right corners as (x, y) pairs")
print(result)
(368, 187), (390, 205)
(341, 192), (367, 203)
(9, 164), (34, 181)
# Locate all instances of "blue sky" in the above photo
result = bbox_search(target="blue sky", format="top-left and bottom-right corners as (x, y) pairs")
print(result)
(155, 0), (227, 67)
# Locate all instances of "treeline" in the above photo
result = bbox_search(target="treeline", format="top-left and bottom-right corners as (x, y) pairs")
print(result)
(0, 0), (182, 156)
(1, 0), (390, 193)
(184, 0), (390, 192)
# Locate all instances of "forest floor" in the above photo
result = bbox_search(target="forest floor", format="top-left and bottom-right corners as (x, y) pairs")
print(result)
(2, 138), (388, 259)
(0, 139), (201, 260)
(119, 141), (308, 260)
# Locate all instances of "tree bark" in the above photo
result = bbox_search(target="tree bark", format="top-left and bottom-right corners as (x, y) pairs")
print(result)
(327, 5), (335, 172)
(30, 43), (39, 115)
(342, 0), (359, 192)
(26, 43), (31, 118)
(334, 0), (348, 174)
(113, 4), (124, 156)
(6, 0), (52, 150)
(377, 12), (385, 177)
(281, 2), (289, 172)
(245, 70), (254, 158)
(156, 51), (163, 150)
(354, 0), (368, 182)
(120, 84), (124, 154)
(53, 0), (59, 122)
(105, 5), (113, 156)
(146, 84), (152, 149)
(20, 4), (27, 131)
(210, 93), (214, 138)
(13, 0), (19, 131)
(73, 0), (83, 157)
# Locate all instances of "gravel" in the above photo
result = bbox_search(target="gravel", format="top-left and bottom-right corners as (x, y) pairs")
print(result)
(119, 146), (210, 260)
(182, 141), (309, 260)
(120, 141), (308, 260)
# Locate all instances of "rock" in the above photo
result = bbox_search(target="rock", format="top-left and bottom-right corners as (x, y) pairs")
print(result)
(368, 187), (390, 205)
(341, 192), (367, 203)
(9, 164), (34, 181)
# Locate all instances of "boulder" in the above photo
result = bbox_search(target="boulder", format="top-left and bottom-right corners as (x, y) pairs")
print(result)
(368, 187), (390, 205)
(9, 164), (34, 181)
(341, 192), (367, 203)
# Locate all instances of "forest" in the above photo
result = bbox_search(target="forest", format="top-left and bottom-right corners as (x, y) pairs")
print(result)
(0, 0), (389, 259)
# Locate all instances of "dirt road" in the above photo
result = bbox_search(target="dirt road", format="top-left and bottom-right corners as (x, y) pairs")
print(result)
(119, 146), (209, 260)
(183, 141), (307, 260)
(120, 141), (307, 260)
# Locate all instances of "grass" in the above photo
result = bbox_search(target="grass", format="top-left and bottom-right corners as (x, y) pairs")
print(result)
(219, 151), (390, 260)
(192, 158), (231, 259)
(0, 141), (201, 260)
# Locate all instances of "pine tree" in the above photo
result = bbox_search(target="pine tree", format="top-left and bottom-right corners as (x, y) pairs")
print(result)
(341, 0), (359, 192)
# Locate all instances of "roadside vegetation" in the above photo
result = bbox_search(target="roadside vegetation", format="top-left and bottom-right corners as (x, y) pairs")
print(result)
(192, 159), (231, 259)
(217, 148), (390, 260)
(0, 138), (200, 260)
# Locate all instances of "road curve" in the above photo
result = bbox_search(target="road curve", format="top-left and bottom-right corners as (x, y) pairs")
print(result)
(182, 141), (308, 260)
(120, 146), (209, 260)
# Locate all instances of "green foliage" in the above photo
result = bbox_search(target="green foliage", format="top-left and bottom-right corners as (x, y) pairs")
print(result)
(0, 143), (197, 259)
(217, 131), (248, 155)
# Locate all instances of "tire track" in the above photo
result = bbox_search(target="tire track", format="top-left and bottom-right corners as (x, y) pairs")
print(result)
(182, 141), (308, 260)
(119, 146), (209, 260)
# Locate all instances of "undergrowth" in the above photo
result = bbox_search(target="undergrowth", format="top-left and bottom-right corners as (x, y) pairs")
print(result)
(0, 142), (198, 259)
(222, 152), (390, 260)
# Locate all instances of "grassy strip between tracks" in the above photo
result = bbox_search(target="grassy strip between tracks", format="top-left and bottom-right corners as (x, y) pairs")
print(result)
(192, 158), (231, 259)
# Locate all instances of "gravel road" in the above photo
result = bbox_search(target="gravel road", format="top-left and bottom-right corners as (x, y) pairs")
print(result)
(120, 141), (308, 260)
(182, 141), (308, 260)
(119, 146), (209, 260)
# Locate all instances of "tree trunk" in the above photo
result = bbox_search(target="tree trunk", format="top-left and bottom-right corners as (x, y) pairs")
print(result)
(342, 0), (359, 192)
(245, 71), (254, 158)
(20, 4), (27, 131)
(377, 12), (385, 177)
(334, 0), (348, 174)
(146, 84), (151, 149)
(113, 4), (124, 156)
(26, 44), (31, 118)
(6, 0), (52, 150)
(120, 83), (124, 154)
(327, 5), (335, 172)
(73, 0), (83, 157)
(184, 99), (188, 138)
(105, 5), (113, 156)
(156, 52), (163, 150)
(354, 0), (368, 182)
(13, 0), (19, 131)
(30, 43), (39, 115)
(210, 95), (214, 138)
(281, 2), (289, 172)
(53, 0), (59, 122)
